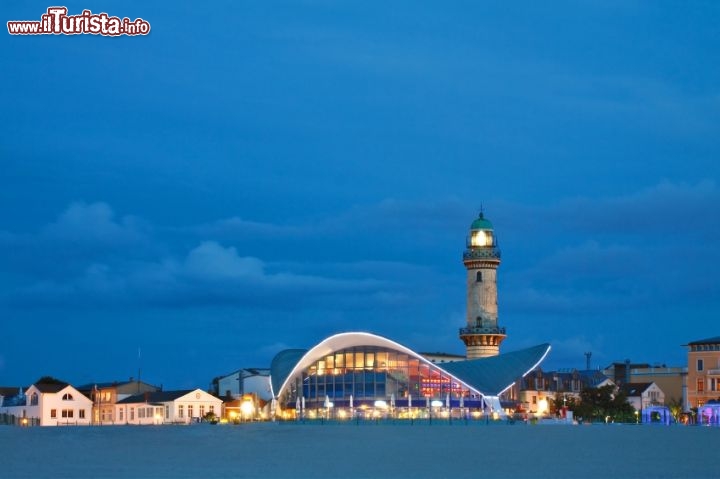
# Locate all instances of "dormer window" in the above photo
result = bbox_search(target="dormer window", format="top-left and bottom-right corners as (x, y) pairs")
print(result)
(62, 393), (74, 401)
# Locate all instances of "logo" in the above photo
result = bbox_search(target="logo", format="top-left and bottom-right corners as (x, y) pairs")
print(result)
(8, 7), (151, 36)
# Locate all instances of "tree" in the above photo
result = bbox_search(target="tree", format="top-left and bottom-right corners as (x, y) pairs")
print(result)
(667, 397), (683, 421)
(574, 385), (634, 422)
(35, 376), (66, 385)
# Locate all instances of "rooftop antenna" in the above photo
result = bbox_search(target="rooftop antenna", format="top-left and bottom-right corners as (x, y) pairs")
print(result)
(137, 347), (142, 393)
(584, 351), (592, 370)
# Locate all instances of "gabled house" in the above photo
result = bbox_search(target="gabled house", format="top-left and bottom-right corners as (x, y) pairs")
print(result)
(115, 388), (222, 425)
(0, 380), (93, 426)
(620, 382), (665, 411)
(76, 379), (161, 424)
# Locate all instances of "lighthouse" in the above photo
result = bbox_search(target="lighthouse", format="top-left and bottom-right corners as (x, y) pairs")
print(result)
(459, 211), (506, 359)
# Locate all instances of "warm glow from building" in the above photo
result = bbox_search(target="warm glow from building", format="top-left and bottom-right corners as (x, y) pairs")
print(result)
(537, 398), (548, 415)
(240, 400), (254, 418)
(470, 230), (492, 247)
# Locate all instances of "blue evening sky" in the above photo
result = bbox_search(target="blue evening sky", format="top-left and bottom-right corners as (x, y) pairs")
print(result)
(1, 1), (718, 389)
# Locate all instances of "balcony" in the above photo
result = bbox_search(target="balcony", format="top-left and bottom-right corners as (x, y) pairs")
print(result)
(463, 249), (501, 261)
(459, 326), (506, 336)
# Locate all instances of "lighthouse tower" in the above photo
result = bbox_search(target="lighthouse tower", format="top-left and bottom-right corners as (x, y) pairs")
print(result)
(459, 211), (506, 359)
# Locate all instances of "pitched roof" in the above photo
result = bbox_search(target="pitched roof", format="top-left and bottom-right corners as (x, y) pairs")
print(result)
(75, 380), (161, 392)
(0, 387), (21, 397)
(116, 390), (196, 404)
(34, 382), (70, 393)
(620, 382), (653, 396)
(688, 336), (720, 346)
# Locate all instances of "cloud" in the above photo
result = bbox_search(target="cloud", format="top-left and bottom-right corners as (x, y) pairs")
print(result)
(5, 240), (394, 312)
(43, 202), (147, 245)
(501, 180), (719, 240)
(182, 241), (265, 280)
(187, 217), (307, 240)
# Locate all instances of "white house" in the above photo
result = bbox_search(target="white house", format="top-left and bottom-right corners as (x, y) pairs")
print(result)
(0, 382), (93, 426)
(621, 382), (665, 411)
(115, 388), (223, 425)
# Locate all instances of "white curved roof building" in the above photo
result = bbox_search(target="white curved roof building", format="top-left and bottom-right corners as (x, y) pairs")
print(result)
(270, 332), (550, 417)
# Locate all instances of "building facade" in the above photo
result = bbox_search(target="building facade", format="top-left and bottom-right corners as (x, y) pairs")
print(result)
(0, 381), (93, 426)
(620, 382), (665, 411)
(76, 379), (161, 425)
(212, 368), (272, 401)
(686, 336), (720, 408)
(115, 389), (223, 425)
(271, 332), (550, 420)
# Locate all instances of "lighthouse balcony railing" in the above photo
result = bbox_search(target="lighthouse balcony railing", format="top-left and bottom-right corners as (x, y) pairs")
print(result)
(459, 326), (506, 336)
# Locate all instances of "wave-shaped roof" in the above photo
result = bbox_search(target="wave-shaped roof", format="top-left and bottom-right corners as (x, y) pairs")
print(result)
(271, 332), (550, 398)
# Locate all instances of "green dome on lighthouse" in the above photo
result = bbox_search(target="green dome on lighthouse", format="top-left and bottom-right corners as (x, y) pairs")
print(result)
(470, 211), (493, 230)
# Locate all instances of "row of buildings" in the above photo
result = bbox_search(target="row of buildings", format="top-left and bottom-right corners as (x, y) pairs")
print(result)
(0, 379), (225, 426)
(2, 212), (718, 426)
(2, 333), (717, 427)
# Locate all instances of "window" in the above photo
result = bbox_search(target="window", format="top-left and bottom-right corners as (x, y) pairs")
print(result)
(476, 271), (482, 282)
(698, 379), (704, 393)
(200, 405), (205, 417)
(79, 409), (85, 419)
(62, 393), (74, 401)
(165, 405), (170, 419)
(130, 408), (135, 420)
(698, 359), (704, 371)
(50, 409), (57, 418)
(61, 409), (74, 418)
(119, 409), (124, 421)
(209, 405), (214, 414)
(188, 405), (194, 418)
(30, 393), (38, 406)
(139, 408), (145, 419)
(178, 405), (184, 418)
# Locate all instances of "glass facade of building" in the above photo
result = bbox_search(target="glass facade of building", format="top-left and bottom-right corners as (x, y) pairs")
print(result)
(280, 345), (482, 412)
